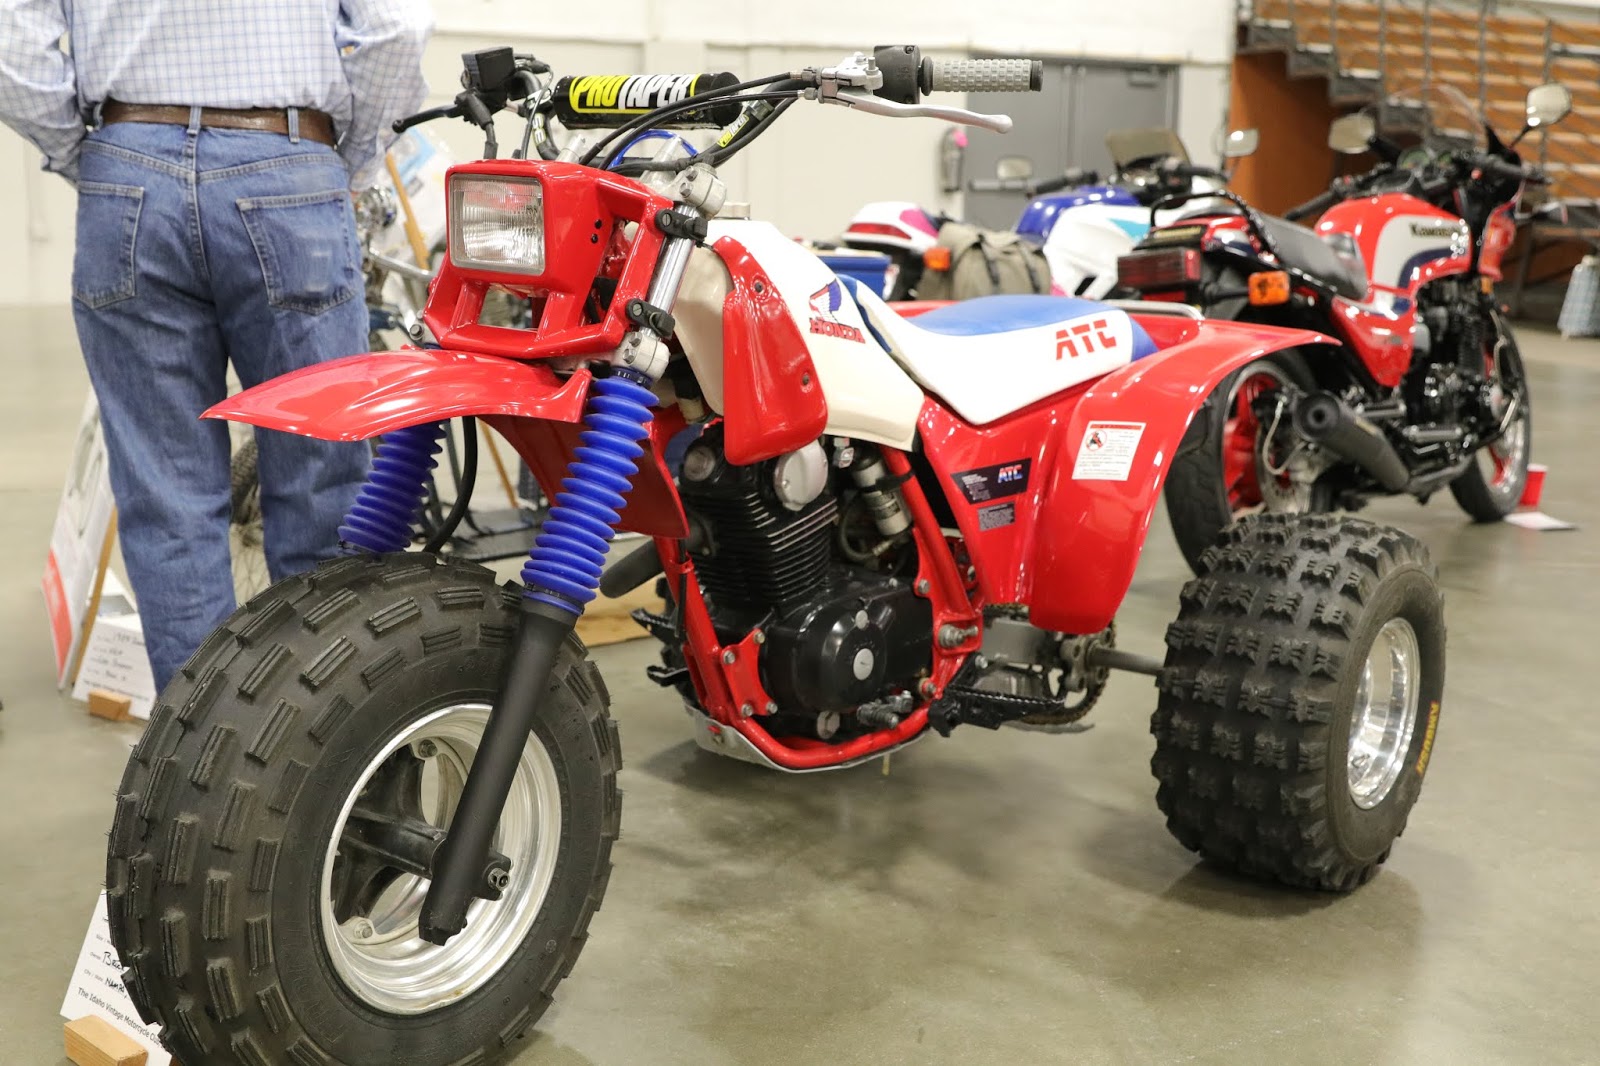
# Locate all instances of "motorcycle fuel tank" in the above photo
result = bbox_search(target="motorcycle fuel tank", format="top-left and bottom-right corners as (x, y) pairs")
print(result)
(1317, 194), (1470, 295)
(1015, 185), (1139, 241)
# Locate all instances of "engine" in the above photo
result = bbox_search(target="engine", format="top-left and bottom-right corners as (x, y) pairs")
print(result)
(1402, 279), (1500, 464)
(675, 425), (931, 735)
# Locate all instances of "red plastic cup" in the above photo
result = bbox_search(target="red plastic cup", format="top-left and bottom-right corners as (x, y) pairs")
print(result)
(1520, 463), (1547, 509)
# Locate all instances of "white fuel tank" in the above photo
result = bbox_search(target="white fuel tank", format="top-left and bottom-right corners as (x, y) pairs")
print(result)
(673, 220), (926, 450)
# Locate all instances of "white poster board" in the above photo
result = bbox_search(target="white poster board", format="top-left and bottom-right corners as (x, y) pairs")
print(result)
(60, 893), (171, 1065)
(372, 127), (453, 259)
(71, 573), (157, 720)
(42, 394), (117, 685)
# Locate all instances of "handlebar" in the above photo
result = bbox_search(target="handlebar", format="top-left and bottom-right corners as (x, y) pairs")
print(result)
(1284, 187), (1340, 222)
(550, 73), (743, 129)
(1477, 154), (1534, 184)
(393, 102), (463, 134)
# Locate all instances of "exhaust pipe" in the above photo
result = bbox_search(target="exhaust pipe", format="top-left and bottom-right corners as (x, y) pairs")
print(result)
(1292, 392), (1410, 492)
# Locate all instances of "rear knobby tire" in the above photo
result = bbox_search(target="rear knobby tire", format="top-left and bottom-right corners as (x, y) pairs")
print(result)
(105, 553), (620, 1066)
(1449, 310), (1531, 521)
(1150, 514), (1445, 890)
(1163, 352), (1321, 575)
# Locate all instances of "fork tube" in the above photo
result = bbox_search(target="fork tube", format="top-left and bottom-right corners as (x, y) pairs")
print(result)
(419, 225), (700, 945)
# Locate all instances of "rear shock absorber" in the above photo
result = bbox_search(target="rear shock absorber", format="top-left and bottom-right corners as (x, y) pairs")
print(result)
(338, 422), (446, 553)
(520, 369), (658, 612)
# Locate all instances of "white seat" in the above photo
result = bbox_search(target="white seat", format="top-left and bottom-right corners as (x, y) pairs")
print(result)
(847, 289), (1159, 425)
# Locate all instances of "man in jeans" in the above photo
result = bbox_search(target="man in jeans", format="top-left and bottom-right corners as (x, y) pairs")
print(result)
(0, 0), (433, 691)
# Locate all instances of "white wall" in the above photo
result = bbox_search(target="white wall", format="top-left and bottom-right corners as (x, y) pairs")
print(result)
(0, 0), (1235, 306)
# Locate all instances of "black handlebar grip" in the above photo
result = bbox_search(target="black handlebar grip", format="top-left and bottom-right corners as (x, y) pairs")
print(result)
(1480, 155), (1529, 184)
(1031, 175), (1076, 195)
(1284, 188), (1338, 222)
(919, 57), (1042, 94)
(550, 73), (742, 129)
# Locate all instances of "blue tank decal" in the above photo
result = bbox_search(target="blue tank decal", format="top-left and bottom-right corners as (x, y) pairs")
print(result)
(902, 295), (1159, 359)
(1112, 218), (1150, 239)
(1015, 185), (1142, 240)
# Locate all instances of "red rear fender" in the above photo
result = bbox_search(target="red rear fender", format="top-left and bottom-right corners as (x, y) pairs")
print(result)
(919, 316), (1333, 635)
(1028, 317), (1333, 632)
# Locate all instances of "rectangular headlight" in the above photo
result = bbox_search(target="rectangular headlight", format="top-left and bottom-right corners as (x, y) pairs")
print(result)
(449, 174), (545, 276)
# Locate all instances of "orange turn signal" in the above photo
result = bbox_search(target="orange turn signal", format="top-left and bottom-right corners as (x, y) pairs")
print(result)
(923, 246), (952, 271)
(1248, 270), (1291, 306)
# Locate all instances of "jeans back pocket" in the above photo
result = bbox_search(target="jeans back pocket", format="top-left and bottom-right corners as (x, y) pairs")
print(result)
(73, 182), (143, 309)
(238, 189), (361, 315)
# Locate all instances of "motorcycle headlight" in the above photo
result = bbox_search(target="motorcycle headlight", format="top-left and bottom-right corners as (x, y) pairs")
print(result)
(449, 174), (545, 276)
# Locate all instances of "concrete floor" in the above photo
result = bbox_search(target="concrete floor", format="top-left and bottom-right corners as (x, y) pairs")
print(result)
(1, 306), (1596, 1065)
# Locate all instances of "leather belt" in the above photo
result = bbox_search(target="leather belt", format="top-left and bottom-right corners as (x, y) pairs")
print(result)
(101, 100), (336, 148)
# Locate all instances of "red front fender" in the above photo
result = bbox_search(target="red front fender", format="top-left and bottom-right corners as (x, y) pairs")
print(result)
(1028, 316), (1334, 632)
(203, 348), (592, 439)
(205, 348), (688, 538)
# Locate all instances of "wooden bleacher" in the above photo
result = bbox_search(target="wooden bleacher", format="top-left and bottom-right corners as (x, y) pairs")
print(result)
(1238, 0), (1600, 311)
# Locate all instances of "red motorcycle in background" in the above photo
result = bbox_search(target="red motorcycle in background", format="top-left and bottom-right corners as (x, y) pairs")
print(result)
(1118, 82), (1571, 572)
(106, 46), (1447, 1066)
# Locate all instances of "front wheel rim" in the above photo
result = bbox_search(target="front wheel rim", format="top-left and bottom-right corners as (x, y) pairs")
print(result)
(318, 703), (562, 1015)
(1347, 618), (1422, 809)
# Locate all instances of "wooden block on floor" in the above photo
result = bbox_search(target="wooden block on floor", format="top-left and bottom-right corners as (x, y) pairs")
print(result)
(86, 689), (133, 722)
(576, 581), (665, 648)
(64, 1015), (147, 1066)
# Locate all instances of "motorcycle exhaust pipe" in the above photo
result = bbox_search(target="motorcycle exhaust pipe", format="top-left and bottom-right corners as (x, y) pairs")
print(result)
(1292, 392), (1410, 492)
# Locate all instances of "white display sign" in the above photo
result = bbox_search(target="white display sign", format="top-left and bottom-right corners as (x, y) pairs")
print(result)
(1072, 420), (1146, 481)
(71, 574), (157, 720)
(60, 893), (171, 1065)
(42, 394), (117, 685)
(372, 127), (453, 260)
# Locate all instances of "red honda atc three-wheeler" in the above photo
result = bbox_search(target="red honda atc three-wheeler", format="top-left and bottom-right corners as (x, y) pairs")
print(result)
(105, 46), (1448, 1066)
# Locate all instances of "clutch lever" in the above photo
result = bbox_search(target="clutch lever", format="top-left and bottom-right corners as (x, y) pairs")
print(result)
(831, 88), (1012, 133)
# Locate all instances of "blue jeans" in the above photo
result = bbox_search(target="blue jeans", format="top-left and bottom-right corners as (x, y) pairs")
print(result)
(72, 116), (370, 692)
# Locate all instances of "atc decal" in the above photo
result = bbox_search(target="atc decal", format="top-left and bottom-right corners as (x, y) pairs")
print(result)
(1055, 317), (1119, 360)
(808, 281), (866, 343)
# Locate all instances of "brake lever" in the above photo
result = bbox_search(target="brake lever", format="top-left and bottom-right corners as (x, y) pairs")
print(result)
(832, 88), (1012, 133)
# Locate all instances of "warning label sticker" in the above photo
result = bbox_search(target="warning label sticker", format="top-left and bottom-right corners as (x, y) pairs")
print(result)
(1072, 421), (1146, 481)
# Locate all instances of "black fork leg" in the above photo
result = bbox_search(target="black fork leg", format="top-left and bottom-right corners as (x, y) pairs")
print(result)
(419, 601), (574, 945)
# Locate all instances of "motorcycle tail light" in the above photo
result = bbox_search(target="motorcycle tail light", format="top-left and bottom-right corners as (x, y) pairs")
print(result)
(848, 222), (913, 239)
(923, 246), (952, 271)
(1116, 247), (1200, 291)
(1248, 270), (1291, 305)
(449, 174), (545, 276)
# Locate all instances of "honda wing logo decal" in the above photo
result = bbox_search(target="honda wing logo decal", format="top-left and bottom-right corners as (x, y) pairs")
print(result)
(808, 281), (866, 343)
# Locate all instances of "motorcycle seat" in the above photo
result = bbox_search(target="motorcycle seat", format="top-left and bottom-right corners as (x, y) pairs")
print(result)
(1256, 213), (1369, 301)
(843, 286), (1158, 425)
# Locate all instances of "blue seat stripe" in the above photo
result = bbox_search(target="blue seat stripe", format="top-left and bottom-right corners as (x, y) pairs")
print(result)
(837, 283), (1158, 361)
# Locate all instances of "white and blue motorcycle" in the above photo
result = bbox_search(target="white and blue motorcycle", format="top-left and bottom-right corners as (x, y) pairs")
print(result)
(844, 126), (1256, 300)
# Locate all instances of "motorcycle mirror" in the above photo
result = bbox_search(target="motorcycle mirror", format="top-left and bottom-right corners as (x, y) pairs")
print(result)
(1525, 82), (1572, 130)
(1328, 112), (1377, 155)
(1221, 128), (1260, 159)
(996, 155), (1034, 183)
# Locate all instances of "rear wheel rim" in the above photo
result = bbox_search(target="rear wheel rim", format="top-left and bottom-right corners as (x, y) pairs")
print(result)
(1222, 364), (1298, 513)
(318, 703), (562, 1015)
(1347, 618), (1421, 809)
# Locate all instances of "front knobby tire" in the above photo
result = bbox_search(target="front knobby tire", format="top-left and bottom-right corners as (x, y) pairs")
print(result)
(105, 554), (620, 1066)
(1151, 514), (1445, 890)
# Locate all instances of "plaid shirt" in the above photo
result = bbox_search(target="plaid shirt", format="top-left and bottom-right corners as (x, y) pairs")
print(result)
(0, 0), (432, 186)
